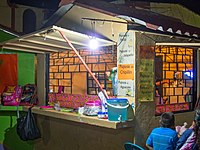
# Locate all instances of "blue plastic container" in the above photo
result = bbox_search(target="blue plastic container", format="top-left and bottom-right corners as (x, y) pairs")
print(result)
(106, 98), (129, 122)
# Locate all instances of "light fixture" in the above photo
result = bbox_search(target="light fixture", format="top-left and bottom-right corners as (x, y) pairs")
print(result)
(88, 21), (99, 50)
(89, 38), (98, 50)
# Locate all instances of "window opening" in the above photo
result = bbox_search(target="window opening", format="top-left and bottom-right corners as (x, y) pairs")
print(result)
(155, 46), (196, 115)
(23, 9), (36, 34)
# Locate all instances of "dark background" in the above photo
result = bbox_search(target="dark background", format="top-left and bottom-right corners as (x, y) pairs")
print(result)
(8, 0), (200, 16)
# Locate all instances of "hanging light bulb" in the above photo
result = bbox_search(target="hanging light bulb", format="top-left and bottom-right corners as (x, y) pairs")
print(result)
(88, 21), (99, 50)
(89, 38), (98, 50)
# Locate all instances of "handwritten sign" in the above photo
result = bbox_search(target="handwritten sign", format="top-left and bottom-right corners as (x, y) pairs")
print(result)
(118, 64), (134, 80)
(118, 80), (135, 96)
(140, 59), (154, 72)
(117, 32), (135, 64)
(138, 48), (154, 102)
(117, 31), (135, 96)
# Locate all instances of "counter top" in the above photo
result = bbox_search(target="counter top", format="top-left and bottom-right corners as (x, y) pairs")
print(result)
(24, 107), (134, 129)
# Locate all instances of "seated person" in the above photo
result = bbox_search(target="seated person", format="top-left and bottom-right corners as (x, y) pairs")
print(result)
(155, 80), (169, 104)
(176, 109), (200, 150)
(146, 112), (178, 150)
(155, 88), (163, 105)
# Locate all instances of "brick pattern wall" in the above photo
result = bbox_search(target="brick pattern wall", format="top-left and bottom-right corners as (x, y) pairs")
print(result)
(49, 46), (117, 94)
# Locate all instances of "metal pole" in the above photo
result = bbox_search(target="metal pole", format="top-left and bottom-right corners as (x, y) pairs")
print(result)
(58, 30), (109, 99)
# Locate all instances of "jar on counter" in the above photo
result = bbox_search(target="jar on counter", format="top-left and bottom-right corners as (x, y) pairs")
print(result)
(83, 101), (101, 116)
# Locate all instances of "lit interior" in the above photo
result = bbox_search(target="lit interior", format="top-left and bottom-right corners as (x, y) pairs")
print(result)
(155, 46), (193, 105)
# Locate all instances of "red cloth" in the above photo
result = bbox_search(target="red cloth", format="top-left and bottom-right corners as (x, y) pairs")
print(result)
(0, 54), (18, 93)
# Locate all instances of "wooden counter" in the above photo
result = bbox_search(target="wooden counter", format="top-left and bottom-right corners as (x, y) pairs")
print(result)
(24, 106), (134, 129)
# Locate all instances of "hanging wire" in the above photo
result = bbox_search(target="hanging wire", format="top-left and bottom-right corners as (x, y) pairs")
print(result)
(91, 21), (96, 38)
(111, 22), (114, 37)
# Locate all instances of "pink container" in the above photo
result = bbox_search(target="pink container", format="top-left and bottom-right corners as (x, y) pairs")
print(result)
(83, 100), (101, 116)
(85, 100), (101, 106)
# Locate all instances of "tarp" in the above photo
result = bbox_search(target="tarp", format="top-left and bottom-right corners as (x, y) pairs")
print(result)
(0, 54), (18, 93)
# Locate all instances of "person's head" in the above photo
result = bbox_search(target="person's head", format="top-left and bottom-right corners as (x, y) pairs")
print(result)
(160, 112), (175, 128)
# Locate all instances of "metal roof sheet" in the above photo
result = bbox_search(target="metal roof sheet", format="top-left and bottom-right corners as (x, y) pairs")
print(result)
(0, 26), (115, 54)
(59, 0), (200, 39)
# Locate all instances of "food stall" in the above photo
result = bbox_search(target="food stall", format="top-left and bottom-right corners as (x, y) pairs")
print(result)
(2, 1), (199, 150)
(2, 22), (200, 150)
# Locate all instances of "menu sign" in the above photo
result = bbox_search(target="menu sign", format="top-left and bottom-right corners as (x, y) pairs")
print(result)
(139, 60), (154, 101)
(118, 64), (134, 80)
(138, 46), (154, 102)
(117, 31), (135, 96)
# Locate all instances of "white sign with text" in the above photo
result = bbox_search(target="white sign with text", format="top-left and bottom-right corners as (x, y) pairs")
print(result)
(117, 31), (135, 97)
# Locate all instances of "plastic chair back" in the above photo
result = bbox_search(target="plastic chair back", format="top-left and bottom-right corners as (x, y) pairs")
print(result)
(124, 142), (144, 150)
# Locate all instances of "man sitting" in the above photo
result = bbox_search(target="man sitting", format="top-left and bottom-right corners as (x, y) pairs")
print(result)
(146, 112), (178, 150)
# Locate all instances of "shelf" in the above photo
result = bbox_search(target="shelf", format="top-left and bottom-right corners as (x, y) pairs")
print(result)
(23, 106), (134, 129)
(0, 105), (23, 111)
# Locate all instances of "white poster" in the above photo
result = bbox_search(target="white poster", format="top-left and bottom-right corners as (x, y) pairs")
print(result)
(117, 32), (135, 64)
(117, 31), (135, 97)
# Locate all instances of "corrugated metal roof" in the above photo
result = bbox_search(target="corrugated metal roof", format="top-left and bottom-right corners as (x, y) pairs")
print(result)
(0, 26), (115, 54)
(59, 0), (200, 39)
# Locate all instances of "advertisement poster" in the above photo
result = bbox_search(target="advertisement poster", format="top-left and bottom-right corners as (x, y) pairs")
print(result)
(117, 31), (135, 96)
(138, 46), (154, 102)
(139, 59), (154, 101)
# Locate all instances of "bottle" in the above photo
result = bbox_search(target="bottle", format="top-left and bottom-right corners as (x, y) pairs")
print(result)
(112, 70), (118, 96)
(54, 101), (61, 111)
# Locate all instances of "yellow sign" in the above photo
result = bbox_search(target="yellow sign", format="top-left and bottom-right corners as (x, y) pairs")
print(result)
(118, 64), (134, 80)
(138, 59), (154, 102)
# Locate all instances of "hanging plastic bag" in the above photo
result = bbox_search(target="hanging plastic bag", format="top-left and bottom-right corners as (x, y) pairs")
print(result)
(16, 107), (41, 141)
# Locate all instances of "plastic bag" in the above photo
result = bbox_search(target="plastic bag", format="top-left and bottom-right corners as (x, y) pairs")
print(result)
(16, 107), (41, 141)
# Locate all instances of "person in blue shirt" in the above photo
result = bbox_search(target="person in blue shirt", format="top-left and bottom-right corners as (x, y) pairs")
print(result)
(146, 112), (178, 150)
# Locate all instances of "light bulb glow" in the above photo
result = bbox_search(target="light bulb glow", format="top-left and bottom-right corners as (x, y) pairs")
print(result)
(89, 38), (98, 50)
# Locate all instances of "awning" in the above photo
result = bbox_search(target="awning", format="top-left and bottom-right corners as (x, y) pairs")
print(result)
(0, 26), (115, 54)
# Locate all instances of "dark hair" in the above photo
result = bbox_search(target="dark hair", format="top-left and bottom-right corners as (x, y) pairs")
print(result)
(160, 112), (175, 128)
